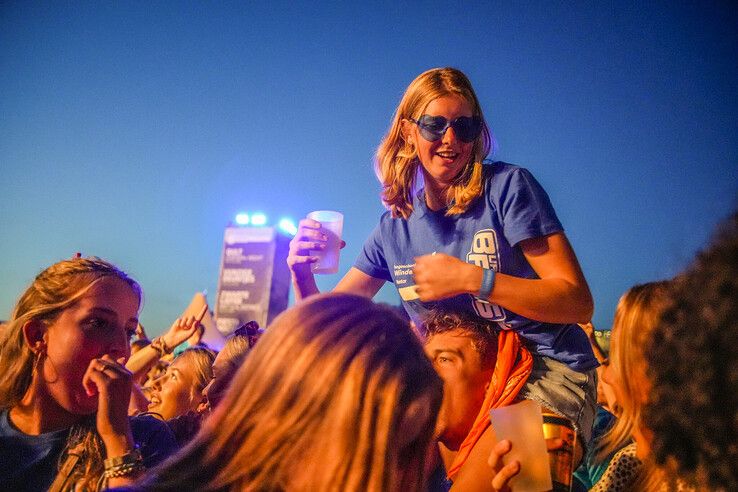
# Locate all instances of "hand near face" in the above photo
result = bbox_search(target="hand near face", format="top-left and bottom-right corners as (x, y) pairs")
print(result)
(413, 253), (479, 301)
(82, 355), (134, 450)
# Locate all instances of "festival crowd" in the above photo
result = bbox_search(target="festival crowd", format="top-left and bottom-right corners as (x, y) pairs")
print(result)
(1, 68), (736, 491)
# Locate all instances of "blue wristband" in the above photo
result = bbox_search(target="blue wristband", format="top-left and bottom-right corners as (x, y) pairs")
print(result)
(477, 268), (495, 302)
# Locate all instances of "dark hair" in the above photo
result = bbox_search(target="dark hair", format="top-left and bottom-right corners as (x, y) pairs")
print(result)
(643, 212), (738, 490)
(422, 310), (498, 362)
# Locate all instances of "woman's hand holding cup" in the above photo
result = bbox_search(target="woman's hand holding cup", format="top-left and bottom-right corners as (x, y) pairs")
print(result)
(287, 218), (325, 278)
(288, 216), (346, 278)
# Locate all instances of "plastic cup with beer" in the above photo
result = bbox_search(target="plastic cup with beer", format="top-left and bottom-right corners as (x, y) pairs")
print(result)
(307, 210), (344, 274)
(489, 399), (553, 491)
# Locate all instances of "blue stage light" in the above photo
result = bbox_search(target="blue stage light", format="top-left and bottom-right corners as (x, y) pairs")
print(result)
(251, 213), (267, 226)
(235, 213), (250, 225)
(278, 218), (298, 236)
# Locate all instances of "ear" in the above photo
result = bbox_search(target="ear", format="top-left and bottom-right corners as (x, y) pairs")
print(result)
(22, 319), (47, 355)
(401, 119), (415, 146)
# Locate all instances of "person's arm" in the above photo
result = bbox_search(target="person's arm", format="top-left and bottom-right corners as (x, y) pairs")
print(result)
(125, 306), (207, 378)
(82, 355), (141, 487)
(334, 267), (386, 298)
(287, 217), (328, 301)
(128, 383), (150, 416)
(288, 217), (385, 301)
(449, 426), (498, 491)
(413, 232), (593, 324)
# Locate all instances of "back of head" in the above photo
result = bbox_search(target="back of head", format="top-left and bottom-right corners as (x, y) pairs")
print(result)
(0, 256), (141, 408)
(203, 328), (257, 410)
(644, 212), (738, 490)
(148, 293), (442, 492)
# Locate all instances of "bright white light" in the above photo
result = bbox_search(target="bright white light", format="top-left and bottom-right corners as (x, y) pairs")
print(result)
(235, 213), (250, 225)
(278, 218), (298, 236)
(251, 213), (267, 226)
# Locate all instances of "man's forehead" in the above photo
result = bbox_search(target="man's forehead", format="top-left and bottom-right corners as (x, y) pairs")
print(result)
(425, 328), (478, 347)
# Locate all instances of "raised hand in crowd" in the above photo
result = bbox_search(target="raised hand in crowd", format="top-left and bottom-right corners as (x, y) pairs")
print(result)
(125, 304), (208, 380)
(287, 217), (346, 301)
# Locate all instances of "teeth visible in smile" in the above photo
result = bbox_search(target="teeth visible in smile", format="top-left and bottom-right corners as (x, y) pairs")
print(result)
(437, 151), (458, 158)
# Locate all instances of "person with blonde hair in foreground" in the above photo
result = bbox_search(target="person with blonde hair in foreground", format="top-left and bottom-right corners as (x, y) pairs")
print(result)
(0, 257), (177, 491)
(123, 293), (444, 492)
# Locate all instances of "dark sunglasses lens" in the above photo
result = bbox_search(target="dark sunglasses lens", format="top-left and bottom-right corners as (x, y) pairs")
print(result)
(416, 115), (481, 143)
(452, 117), (482, 143)
(417, 115), (446, 141)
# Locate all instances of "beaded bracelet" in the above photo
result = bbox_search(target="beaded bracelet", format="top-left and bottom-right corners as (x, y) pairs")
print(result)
(149, 336), (173, 356)
(103, 461), (145, 478)
(104, 446), (143, 469)
(103, 446), (144, 479)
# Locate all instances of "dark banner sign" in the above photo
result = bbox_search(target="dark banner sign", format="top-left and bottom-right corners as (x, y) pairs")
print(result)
(215, 226), (290, 334)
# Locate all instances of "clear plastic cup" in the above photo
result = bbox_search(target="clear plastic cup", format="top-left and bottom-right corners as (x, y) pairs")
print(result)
(489, 400), (553, 491)
(307, 210), (343, 274)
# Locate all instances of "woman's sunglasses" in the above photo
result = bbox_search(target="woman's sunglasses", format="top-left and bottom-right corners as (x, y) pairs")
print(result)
(408, 115), (482, 143)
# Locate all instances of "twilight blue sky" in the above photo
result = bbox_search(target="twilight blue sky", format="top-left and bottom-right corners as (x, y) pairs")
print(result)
(1, 2), (736, 335)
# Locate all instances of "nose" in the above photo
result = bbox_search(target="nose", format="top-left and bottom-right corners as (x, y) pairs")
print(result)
(108, 326), (131, 361)
(202, 379), (213, 399)
(441, 125), (458, 144)
(152, 374), (164, 391)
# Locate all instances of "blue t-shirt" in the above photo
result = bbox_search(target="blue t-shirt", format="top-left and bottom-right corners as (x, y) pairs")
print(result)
(355, 162), (597, 371)
(0, 410), (178, 492)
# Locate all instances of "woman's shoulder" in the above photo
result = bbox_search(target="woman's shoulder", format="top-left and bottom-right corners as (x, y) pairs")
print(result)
(483, 161), (550, 202)
(130, 414), (179, 467)
(483, 160), (533, 181)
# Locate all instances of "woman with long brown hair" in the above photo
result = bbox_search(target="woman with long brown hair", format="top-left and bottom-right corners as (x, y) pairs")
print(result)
(0, 257), (177, 491)
(486, 282), (671, 491)
(131, 293), (443, 492)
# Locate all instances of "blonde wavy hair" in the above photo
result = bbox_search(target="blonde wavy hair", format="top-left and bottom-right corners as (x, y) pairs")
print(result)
(0, 256), (141, 490)
(596, 282), (670, 489)
(142, 293), (443, 492)
(376, 67), (494, 218)
(172, 347), (215, 407)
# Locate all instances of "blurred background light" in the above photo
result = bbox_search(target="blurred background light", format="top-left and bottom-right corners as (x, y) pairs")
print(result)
(251, 213), (267, 226)
(235, 212), (250, 225)
(278, 217), (298, 236)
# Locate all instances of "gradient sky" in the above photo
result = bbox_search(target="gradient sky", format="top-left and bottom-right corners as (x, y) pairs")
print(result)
(2, 2), (736, 336)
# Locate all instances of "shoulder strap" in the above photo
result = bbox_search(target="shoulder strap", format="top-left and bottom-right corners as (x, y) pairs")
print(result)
(48, 443), (85, 492)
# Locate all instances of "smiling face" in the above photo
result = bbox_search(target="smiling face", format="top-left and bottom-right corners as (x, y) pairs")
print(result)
(424, 328), (495, 449)
(148, 354), (203, 419)
(405, 95), (476, 193)
(38, 277), (139, 415)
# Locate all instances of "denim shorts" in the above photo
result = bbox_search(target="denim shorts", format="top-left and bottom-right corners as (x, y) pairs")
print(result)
(518, 355), (598, 451)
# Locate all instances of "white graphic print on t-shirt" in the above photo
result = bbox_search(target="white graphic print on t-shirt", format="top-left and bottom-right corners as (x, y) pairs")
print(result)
(467, 229), (506, 323)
